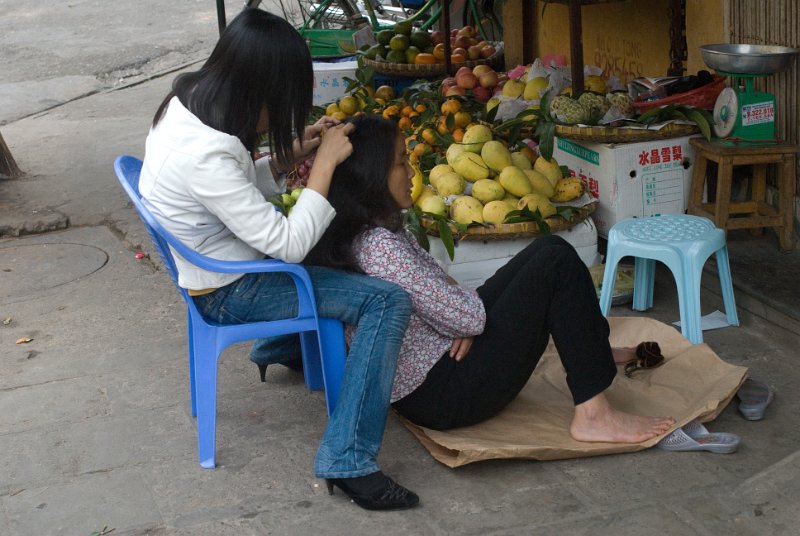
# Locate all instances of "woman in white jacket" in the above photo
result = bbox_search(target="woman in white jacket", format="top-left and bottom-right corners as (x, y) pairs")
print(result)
(139, 9), (417, 511)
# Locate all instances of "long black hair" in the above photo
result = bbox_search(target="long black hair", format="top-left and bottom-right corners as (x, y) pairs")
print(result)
(152, 9), (313, 166)
(305, 115), (405, 272)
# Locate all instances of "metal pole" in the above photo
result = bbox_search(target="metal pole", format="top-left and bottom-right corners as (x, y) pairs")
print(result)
(442, 0), (452, 75)
(568, 0), (584, 94)
(216, 0), (227, 35)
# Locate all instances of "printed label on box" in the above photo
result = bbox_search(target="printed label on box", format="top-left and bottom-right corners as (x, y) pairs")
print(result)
(553, 135), (696, 236)
(557, 138), (600, 165)
(312, 60), (358, 106)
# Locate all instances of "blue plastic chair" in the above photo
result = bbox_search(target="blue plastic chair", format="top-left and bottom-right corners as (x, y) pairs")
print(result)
(114, 155), (346, 468)
(599, 214), (739, 344)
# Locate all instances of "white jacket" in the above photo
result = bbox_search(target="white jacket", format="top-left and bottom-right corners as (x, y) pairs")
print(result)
(139, 97), (336, 290)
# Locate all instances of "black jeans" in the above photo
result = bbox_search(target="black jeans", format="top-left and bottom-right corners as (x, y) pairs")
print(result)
(392, 234), (617, 430)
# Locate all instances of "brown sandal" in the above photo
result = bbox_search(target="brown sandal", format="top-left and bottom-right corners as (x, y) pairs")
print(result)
(624, 341), (665, 377)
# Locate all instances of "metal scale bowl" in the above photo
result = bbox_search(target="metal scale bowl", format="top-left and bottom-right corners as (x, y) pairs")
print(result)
(700, 44), (799, 143)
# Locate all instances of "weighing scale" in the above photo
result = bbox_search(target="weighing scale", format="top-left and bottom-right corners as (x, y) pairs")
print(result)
(700, 44), (799, 144)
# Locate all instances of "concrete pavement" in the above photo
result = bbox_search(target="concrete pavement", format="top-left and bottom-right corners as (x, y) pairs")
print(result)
(2, 221), (799, 534)
(2, 1), (800, 534)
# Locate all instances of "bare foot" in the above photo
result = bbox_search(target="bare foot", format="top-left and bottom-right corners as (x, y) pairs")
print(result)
(570, 393), (675, 443)
(611, 347), (637, 364)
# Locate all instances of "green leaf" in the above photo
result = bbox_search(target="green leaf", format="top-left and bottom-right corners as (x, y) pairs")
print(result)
(355, 64), (375, 86)
(506, 122), (523, 146)
(502, 206), (552, 234)
(637, 105), (664, 124)
(453, 221), (469, 234)
(418, 231), (430, 251)
(342, 76), (361, 93)
(555, 205), (578, 220)
(418, 151), (439, 170)
(669, 108), (689, 121)
(696, 107), (716, 127)
(437, 220), (456, 261)
(434, 129), (454, 146)
(485, 102), (499, 123)
(535, 120), (556, 161)
(685, 108), (712, 141)
(539, 90), (554, 122)
(404, 206), (430, 252)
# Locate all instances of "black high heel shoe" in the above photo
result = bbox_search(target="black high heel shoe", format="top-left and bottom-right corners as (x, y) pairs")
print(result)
(325, 471), (419, 511)
(255, 357), (304, 382)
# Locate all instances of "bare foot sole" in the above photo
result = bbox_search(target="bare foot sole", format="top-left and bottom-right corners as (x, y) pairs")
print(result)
(611, 347), (637, 365)
(570, 402), (675, 444)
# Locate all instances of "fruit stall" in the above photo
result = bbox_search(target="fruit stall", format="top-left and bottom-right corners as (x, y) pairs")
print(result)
(273, 10), (742, 287)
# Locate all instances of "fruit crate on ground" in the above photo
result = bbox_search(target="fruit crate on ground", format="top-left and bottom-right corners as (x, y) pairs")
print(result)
(552, 134), (700, 237)
(427, 218), (600, 289)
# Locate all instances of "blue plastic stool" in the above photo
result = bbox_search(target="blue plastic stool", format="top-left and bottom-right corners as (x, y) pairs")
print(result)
(599, 214), (739, 344)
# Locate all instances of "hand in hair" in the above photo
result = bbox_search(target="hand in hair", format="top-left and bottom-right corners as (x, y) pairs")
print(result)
(306, 122), (355, 197)
(292, 115), (341, 161)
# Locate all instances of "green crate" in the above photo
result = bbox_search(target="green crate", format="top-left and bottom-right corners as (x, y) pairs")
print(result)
(299, 29), (357, 59)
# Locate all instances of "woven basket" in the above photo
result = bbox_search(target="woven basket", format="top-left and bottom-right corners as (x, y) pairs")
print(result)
(554, 122), (699, 144)
(421, 202), (596, 241)
(363, 42), (504, 78)
(363, 56), (445, 77)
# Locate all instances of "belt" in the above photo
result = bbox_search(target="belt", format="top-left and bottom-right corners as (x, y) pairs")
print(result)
(187, 287), (217, 297)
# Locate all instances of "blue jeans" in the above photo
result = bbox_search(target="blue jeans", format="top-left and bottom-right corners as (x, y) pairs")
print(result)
(193, 266), (411, 478)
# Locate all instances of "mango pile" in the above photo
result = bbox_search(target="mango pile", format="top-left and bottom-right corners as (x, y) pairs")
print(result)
(413, 121), (584, 226)
(317, 82), (586, 230)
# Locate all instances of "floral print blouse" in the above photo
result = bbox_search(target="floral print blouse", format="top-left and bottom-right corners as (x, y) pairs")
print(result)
(351, 227), (486, 401)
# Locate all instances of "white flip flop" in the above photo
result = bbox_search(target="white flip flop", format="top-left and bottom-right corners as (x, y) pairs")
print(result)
(737, 379), (775, 421)
(657, 420), (740, 454)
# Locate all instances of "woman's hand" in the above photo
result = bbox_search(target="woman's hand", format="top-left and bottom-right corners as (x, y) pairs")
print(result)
(292, 116), (341, 161)
(450, 337), (474, 362)
(305, 122), (355, 197)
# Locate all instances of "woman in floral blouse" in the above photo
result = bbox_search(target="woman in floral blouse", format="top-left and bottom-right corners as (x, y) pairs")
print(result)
(305, 115), (675, 443)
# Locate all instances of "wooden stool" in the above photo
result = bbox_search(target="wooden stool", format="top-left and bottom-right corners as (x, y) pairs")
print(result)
(688, 138), (798, 251)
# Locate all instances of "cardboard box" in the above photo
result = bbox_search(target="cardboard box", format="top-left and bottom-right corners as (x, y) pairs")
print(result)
(552, 135), (699, 237)
(427, 218), (600, 289)
(312, 60), (357, 106)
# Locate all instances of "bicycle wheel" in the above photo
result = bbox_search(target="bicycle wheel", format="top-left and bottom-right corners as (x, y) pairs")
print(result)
(250, 0), (364, 29)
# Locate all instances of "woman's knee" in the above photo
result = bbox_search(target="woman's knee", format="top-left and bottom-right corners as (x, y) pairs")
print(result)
(521, 235), (577, 264)
(382, 281), (413, 317)
(539, 234), (570, 248)
(519, 236), (585, 282)
(353, 274), (412, 317)
(519, 234), (571, 259)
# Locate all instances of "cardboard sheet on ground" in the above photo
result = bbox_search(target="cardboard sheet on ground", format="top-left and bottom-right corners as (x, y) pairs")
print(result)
(401, 317), (747, 467)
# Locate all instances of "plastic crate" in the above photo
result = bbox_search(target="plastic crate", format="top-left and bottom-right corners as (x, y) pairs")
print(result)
(300, 29), (357, 59)
(633, 75), (727, 113)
